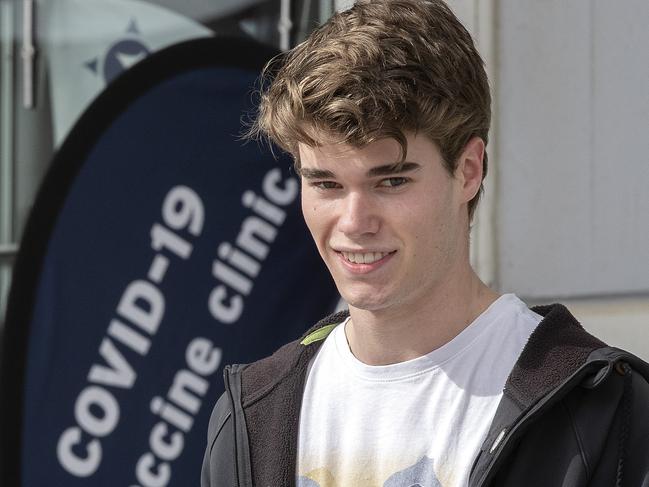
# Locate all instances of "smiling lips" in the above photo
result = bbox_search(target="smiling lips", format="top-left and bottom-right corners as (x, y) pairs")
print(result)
(341, 251), (391, 264)
(337, 250), (396, 272)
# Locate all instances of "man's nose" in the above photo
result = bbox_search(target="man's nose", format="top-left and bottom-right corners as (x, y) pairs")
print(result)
(337, 192), (380, 237)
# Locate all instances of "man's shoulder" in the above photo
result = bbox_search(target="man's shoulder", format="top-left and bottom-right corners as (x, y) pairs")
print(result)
(238, 310), (349, 401)
(472, 303), (649, 484)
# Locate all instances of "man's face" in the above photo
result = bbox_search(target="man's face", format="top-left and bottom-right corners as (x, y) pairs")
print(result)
(299, 133), (470, 314)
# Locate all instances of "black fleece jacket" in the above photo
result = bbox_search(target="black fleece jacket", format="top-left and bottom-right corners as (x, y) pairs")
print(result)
(201, 304), (649, 487)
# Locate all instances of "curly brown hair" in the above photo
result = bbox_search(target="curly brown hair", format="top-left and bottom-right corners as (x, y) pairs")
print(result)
(248, 0), (491, 220)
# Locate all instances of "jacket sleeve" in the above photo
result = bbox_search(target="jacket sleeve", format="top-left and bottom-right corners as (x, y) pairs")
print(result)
(201, 392), (236, 487)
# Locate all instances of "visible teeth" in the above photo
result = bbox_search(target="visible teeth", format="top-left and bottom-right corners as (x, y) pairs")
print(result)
(342, 251), (389, 264)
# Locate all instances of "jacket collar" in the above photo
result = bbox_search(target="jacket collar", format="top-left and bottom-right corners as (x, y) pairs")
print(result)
(505, 303), (606, 409)
(240, 310), (348, 406)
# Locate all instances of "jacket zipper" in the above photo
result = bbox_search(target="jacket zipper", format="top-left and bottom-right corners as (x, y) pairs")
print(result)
(223, 365), (240, 487)
(224, 364), (254, 487)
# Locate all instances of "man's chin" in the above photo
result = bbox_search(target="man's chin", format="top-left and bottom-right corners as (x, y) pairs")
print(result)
(334, 278), (397, 312)
(342, 294), (389, 312)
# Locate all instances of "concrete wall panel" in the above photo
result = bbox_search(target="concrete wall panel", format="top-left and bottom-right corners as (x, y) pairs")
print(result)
(497, 0), (649, 298)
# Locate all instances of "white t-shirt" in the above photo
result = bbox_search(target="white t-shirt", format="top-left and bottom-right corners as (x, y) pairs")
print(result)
(296, 294), (542, 487)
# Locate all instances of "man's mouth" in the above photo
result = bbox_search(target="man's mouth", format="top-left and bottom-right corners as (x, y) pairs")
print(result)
(340, 251), (394, 265)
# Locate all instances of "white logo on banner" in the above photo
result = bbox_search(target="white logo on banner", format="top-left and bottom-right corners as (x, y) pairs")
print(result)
(44, 0), (212, 147)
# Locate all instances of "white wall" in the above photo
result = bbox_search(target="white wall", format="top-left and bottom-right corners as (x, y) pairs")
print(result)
(448, 0), (649, 359)
(497, 0), (649, 299)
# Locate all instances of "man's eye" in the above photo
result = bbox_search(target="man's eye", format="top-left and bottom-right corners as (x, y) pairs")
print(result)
(378, 177), (409, 188)
(311, 181), (340, 190)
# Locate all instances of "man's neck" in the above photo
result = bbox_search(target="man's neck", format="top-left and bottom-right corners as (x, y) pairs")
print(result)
(345, 271), (499, 366)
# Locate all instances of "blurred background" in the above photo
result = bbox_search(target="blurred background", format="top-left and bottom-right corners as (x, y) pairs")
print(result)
(1, 0), (646, 354)
(0, 0), (647, 484)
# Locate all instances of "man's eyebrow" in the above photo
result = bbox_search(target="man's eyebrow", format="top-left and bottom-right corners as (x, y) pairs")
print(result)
(298, 167), (336, 179)
(367, 162), (421, 177)
(298, 162), (421, 180)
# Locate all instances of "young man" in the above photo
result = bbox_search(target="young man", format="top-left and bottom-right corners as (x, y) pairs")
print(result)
(202, 1), (649, 485)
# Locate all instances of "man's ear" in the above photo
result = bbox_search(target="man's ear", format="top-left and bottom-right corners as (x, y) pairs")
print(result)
(455, 136), (485, 203)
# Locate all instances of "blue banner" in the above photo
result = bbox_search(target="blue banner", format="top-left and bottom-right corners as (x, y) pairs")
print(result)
(0, 37), (339, 486)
